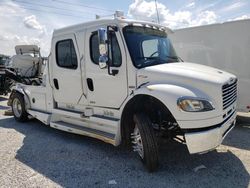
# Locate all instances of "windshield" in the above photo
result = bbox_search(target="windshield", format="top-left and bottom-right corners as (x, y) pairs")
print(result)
(123, 26), (180, 68)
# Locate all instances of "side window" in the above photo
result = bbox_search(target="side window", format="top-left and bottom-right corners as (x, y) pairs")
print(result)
(56, 39), (78, 69)
(90, 32), (100, 64)
(109, 32), (122, 67)
(142, 39), (158, 57)
(90, 31), (122, 67)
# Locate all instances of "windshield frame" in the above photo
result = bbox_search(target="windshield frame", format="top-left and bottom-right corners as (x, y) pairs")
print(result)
(122, 25), (180, 69)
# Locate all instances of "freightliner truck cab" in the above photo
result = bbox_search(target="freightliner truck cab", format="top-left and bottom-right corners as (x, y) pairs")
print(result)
(8, 16), (237, 172)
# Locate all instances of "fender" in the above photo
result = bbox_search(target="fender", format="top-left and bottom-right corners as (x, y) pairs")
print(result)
(127, 83), (219, 122)
(8, 84), (31, 110)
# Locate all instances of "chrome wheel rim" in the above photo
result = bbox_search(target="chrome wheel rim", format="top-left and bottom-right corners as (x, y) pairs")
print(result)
(131, 124), (144, 159)
(13, 98), (22, 118)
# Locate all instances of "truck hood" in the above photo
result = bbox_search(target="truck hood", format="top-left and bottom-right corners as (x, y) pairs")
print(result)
(137, 62), (236, 86)
(136, 62), (236, 107)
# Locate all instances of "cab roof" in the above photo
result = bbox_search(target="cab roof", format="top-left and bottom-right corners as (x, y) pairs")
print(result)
(53, 18), (173, 37)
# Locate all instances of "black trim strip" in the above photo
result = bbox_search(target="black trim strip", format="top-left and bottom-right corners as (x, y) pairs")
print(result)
(92, 114), (119, 121)
(29, 108), (51, 115)
(56, 108), (82, 114)
(182, 111), (235, 133)
(222, 121), (234, 137)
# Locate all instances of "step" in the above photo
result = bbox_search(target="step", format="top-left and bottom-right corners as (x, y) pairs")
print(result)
(50, 121), (116, 145)
(27, 109), (51, 125)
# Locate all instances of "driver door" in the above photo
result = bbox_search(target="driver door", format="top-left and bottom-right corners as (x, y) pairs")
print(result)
(85, 26), (128, 108)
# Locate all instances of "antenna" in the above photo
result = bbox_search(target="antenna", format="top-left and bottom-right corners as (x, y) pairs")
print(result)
(155, 0), (160, 24)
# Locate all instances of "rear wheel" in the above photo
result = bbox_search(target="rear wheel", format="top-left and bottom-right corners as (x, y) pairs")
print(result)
(131, 113), (159, 172)
(11, 93), (28, 122)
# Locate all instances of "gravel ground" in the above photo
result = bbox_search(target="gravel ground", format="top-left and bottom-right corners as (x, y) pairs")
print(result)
(0, 96), (249, 188)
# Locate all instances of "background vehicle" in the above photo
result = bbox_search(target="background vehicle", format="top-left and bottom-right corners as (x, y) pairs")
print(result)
(6, 45), (46, 86)
(0, 45), (47, 95)
(0, 54), (10, 95)
(8, 15), (237, 172)
(169, 19), (250, 112)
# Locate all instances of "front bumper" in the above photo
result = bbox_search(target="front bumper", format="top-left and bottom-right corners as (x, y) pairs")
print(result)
(184, 111), (237, 154)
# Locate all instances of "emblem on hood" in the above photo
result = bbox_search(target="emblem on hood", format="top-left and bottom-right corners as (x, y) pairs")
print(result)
(228, 77), (236, 84)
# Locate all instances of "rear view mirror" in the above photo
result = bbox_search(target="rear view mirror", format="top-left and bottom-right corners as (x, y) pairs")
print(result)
(98, 28), (108, 69)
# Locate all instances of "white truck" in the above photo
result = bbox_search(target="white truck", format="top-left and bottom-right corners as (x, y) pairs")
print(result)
(8, 16), (237, 172)
(169, 19), (250, 112)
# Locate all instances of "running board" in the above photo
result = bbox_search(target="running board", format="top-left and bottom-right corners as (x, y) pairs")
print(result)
(50, 121), (116, 145)
(27, 109), (51, 125)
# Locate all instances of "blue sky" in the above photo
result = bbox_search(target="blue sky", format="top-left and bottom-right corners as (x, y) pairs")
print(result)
(0, 0), (249, 55)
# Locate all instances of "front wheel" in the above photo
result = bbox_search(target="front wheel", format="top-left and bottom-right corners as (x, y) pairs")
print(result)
(11, 92), (28, 122)
(131, 113), (159, 172)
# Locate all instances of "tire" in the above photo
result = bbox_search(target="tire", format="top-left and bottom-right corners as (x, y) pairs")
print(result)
(11, 92), (28, 122)
(132, 113), (159, 172)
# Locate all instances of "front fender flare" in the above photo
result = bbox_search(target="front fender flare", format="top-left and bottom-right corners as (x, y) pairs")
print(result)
(133, 84), (198, 120)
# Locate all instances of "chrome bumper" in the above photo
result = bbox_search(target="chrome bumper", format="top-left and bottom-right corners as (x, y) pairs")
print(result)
(184, 111), (237, 154)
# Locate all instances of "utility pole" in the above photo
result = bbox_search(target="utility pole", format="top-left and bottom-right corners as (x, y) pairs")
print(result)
(155, 0), (160, 24)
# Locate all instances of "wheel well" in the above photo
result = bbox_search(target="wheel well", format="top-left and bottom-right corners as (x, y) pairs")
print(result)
(7, 90), (24, 106)
(120, 94), (177, 146)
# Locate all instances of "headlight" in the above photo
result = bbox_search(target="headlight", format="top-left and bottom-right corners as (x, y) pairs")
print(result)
(177, 97), (214, 112)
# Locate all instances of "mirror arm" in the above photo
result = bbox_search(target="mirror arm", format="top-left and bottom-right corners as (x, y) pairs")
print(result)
(107, 25), (118, 32)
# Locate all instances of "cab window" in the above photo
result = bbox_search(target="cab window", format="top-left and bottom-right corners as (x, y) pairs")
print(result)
(56, 39), (78, 69)
(90, 31), (122, 67)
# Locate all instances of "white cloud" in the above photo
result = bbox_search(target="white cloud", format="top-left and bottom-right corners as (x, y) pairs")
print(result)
(128, 0), (217, 29)
(0, 34), (42, 48)
(232, 15), (250, 21)
(192, 11), (217, 26)
(186, 2), (195, 8)
(0, 1), (51, 56)
(0, 35), (10, 41)
(13, 35), (41, 45)
(0, 1), (25, 17)
(220, 2), (246, 13)
(23, 15), (47, 36)
(23, 15), (43, 30)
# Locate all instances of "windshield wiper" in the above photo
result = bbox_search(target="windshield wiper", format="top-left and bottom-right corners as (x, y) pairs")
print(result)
(165, 55), (183, 62)
(142, 56), (183, 62)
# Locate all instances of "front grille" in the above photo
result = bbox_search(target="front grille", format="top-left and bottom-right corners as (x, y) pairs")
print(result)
(222, 79), (237, 110)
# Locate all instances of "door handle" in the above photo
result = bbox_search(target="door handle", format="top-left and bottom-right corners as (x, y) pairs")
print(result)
(87, 78), (94, 91)
(53, 78), (59, 90)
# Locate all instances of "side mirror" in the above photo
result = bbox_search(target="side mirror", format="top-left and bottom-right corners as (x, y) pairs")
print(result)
(98, 28), (108, 69)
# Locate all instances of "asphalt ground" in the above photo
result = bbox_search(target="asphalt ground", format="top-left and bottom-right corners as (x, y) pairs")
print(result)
(0, 96), (249, 188)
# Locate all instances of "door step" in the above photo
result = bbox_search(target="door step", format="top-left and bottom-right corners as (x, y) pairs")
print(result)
(50, 121), (116, 145)
(27, 109), (51, 125)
